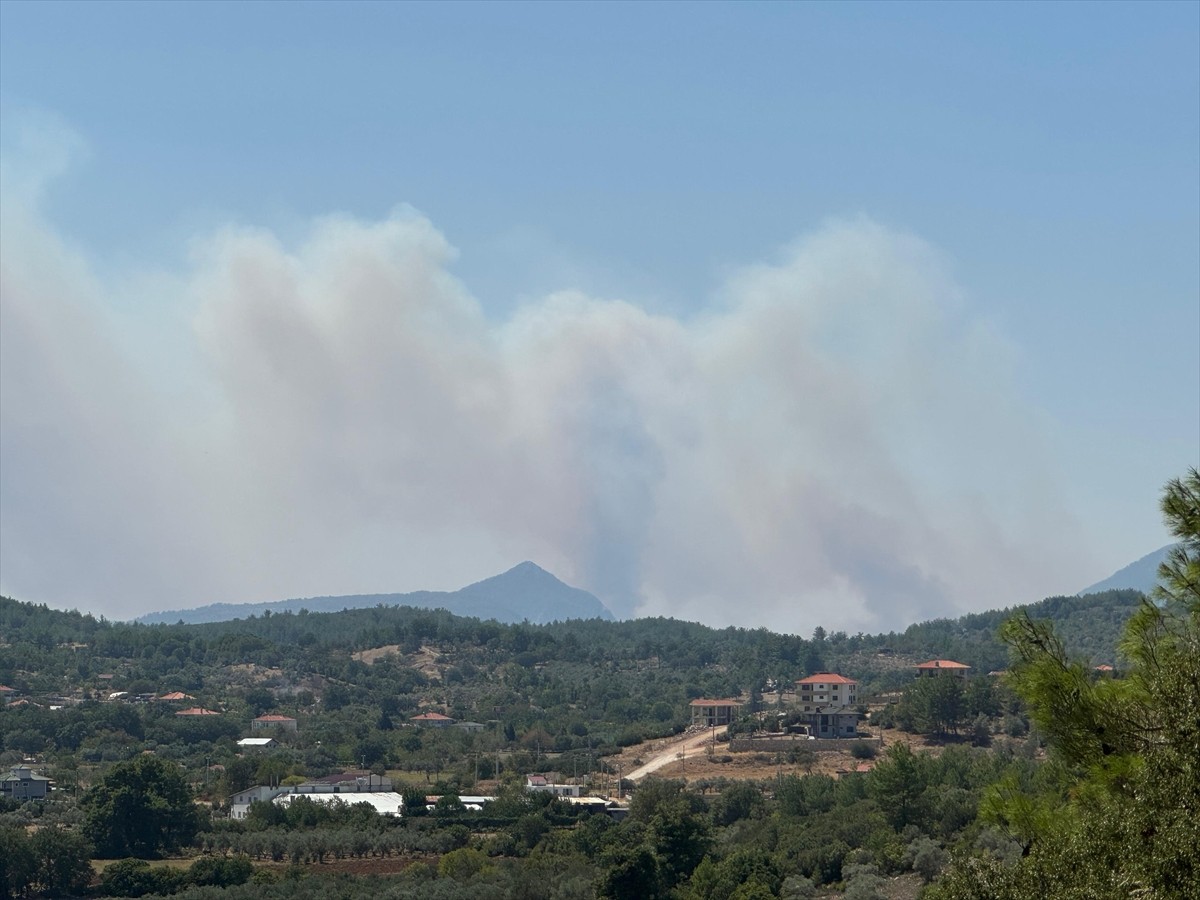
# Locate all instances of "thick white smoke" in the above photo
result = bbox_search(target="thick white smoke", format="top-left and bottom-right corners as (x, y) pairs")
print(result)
(0, 126), (1092, 632)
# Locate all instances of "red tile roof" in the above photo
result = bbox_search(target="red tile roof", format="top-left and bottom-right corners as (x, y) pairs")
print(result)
(158, 691), (194, 701)
(411, 712), (454, 721)
(175, 707), (220, 716)
(689, 699), (743, 706)
(796, 673), (858, 685)
(253, 714), (297, 722)
(915, 660), (970, 669)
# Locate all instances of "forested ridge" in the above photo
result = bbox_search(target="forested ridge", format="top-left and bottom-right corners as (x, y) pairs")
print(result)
(1, 473), (1193, 899)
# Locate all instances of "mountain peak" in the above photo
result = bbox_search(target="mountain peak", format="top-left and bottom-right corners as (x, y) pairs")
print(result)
(1078, 544), (1176, 596)
(456, 563), (612, 622)
(509, 560), (549, 576)
(136, 561), (614, 625)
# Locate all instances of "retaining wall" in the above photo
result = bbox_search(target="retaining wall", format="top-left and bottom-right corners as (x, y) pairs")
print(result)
(728, 735), (881, 753)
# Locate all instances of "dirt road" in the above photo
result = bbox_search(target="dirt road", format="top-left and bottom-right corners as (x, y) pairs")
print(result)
(625, 726), (728, 781)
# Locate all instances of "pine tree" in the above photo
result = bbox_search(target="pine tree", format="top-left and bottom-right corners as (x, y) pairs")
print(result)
(928, 469), (1200, 900)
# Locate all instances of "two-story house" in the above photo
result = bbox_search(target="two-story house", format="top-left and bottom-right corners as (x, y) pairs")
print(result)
(688, 698), (743, 727)
(1, 766), (51, 801)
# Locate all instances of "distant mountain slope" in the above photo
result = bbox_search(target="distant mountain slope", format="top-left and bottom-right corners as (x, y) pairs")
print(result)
(136, 561), (615, 625)
(1078, 544), (1175, 596)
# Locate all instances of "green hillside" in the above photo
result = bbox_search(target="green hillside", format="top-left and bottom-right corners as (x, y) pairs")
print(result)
(0, 582), (1161, 900)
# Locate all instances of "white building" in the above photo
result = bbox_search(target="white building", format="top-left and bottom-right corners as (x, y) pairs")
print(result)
(229, 773), (394, 819)
(275, 791), (404, 817)
(526, 774), (582, 797)
(237, 737), (275, 750)
(795, 673), (858, 711)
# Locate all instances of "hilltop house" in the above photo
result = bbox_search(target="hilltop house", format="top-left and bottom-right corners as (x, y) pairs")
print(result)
(410, 712), (455, 728)
(2, 766), (51, 801)
(0, 685), (17, 706)
(689, 699), (743, 727)
(915, 660), (971, 678)
(795, 674), (858, 711)
(175, 707), (221, 717)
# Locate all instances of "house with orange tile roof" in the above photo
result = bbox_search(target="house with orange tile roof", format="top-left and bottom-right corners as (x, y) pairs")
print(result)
(793, 674), (862, 738)
(175, 707), (221, 716)
(915, 660), (971, 678)
(795, 673), (858, 711)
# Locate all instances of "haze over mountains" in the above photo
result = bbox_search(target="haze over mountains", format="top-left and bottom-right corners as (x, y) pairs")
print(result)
(132, 546), (1169, 631)
(1077, 544), (1175, 597)
(136, 562), (614, 626)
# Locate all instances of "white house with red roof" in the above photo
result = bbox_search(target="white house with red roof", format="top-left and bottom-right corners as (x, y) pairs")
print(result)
(795, 673), (858, 712)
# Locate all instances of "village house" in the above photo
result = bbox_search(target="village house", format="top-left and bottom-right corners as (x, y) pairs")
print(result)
(0, 685), (17, 706)
(228, 784), (291, 818)
(795, 673), (858, 712)
(175, 707), (221, 717)
(688, 698), (743, 727)
(251, 714), (298, 733)
(915, 660), (971, 678)
(1, 766), (51, 801)
(237, 737), (276, 750)
(794, 673), (861, 738)
(526, 774), (582, 797)
(410, 712), (455, 727)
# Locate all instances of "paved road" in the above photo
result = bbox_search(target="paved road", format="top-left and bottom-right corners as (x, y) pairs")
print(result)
(626, 726), (728, 781)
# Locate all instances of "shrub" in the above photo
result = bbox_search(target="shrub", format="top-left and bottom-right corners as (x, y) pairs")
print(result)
(849, 742), (877, 760)
(188, 854), (254, 888)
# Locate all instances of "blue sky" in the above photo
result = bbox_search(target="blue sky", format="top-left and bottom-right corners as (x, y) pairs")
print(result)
(1, 1), (1197, 631)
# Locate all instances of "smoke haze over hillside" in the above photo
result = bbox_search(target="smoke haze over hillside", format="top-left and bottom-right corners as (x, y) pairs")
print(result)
(0, 118), (1121, 632)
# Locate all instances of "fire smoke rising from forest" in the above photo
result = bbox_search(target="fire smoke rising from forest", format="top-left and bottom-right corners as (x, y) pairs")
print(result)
(0, 126), (1088, 631)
